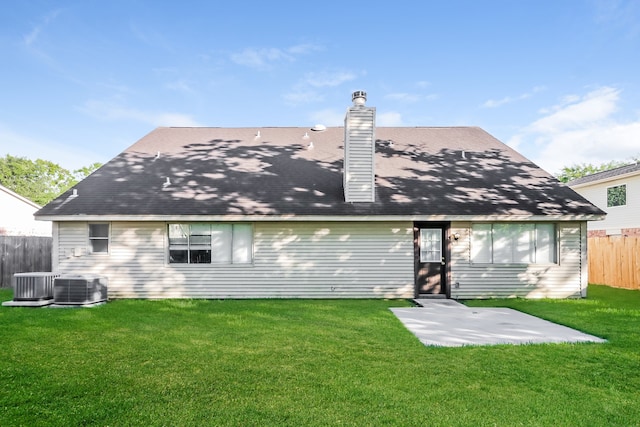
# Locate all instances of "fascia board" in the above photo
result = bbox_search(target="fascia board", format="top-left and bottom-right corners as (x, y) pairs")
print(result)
(35, 214), (607, 222)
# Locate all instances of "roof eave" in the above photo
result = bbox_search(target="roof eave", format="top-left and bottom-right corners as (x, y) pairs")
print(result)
(569, 170), (640, 188)
(35, 213), (607, 222)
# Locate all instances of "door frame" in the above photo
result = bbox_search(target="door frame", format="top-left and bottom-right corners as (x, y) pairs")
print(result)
(414, 221), (451, 298)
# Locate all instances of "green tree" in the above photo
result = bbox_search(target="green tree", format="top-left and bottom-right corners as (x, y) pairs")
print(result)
(556, 158), (638, 183)
(0, 155), (101, 206)
(73, 162), (102, 181)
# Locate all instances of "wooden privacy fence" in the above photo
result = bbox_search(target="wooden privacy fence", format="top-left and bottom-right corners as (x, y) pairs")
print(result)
(588, 236), (640, 290)
(0, 236), (53, 287)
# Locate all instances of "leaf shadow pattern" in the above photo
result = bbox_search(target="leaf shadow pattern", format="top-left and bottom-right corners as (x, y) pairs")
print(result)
(38, 127), (603, 218)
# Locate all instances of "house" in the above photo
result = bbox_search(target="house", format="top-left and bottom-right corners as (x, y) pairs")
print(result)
(35, 92), (604, 299)
(567, 163), (640, 237)
(567, 163), (639, 290)
(0, 184), (51, 236)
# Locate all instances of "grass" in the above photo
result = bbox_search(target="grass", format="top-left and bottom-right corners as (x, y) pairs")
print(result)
(0, 285), (639, 426)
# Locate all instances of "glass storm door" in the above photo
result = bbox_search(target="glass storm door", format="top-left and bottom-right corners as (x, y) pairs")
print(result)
(415, 226), (447, 296)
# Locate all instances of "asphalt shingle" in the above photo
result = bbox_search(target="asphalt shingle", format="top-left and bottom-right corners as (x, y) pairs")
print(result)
(36, 126), (604, 218)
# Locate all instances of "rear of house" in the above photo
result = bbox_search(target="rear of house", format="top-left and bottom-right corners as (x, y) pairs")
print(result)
(37, 93), (604, 299)
(49, 220), (587, 299)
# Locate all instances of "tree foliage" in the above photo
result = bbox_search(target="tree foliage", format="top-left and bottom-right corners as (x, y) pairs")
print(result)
(556, 158), (638, 183)
(0, 155), (101, 206)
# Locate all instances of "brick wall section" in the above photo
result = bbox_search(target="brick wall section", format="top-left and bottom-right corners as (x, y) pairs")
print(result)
(588, 228), (640, 238)
(622, 228), (640, 236)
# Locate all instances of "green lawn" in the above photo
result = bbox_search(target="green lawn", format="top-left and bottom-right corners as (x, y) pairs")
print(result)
(1, 285), (639, 426)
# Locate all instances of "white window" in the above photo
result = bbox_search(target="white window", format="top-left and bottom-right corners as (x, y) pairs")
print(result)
(471, 223), (556, 264)
(88, 223), (109, 253)
(168, 223), (253, 264)
(419, 229), (442, 262)
(607, 184), (626, 207)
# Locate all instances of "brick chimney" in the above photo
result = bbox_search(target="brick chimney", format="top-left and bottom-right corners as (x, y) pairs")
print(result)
(344, 91), (376, 202)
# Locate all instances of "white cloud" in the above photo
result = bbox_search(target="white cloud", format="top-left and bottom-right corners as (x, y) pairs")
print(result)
(81, 100), (202, 127)
(165, 79), (194, 93)
(23, 9), (60, 46)
(153, 113), (202, 127)
(307, 108), (405, 128)
(482, 86), (546, 109)
(231, 47), (291, 68)
(304, 71), (356, 88)
(593, 0), (640, 38)
(24, 26), (42, 46)
(377, 112), (404, 126)
(309, 109), (344, 127)
(230, 44), (322, 69)
(507, 86), (640, 174)
(483, 96), (513, 108)
(529, 87), (619, 133)
(0, 123), (99, 170)
(287, 44), (323, 55)
(385, 92), (422, 103)
(283, 90), (323, 105)
(283, 70), (357, 105)
(129, 22), (174, 52)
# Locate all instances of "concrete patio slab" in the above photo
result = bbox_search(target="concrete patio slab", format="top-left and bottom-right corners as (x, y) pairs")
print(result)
(391, 300), (606, 347)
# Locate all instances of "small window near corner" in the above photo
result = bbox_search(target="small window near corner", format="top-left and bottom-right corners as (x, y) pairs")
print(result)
(89, 223), (109, 253)
(607, 184), (626, 207)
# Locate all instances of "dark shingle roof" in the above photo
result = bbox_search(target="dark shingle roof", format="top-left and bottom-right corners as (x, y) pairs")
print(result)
(567, 162), (640, 187)
(36, 126), (604, 218)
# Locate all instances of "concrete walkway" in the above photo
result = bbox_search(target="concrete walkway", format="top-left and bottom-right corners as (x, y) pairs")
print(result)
(390, 299), (606, 347)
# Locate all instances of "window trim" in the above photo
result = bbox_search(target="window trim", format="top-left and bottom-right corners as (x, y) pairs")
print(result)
(88, 222), (110, 255)
(606, 183), (627, 208)
(470, 222), (558, 266)
(167, 223), (254, 265)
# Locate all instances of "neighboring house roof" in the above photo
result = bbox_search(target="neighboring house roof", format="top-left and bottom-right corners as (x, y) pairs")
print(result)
(36, 126), (604, 220)
(567, 162), (640, 187)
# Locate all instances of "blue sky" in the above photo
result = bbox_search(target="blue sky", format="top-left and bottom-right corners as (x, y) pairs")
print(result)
(1, 0), (639, 175)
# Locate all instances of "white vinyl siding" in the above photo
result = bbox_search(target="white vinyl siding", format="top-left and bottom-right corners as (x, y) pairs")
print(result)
(54, 221), (414, 299)
(54, 220), (589, 300)
(571, 173), (640, 233)
(450, 221), (587, 299)
(232, 224), (253, 263)
(0, 186), (52, 236)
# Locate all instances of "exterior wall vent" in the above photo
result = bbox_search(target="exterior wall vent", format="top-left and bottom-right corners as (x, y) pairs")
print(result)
(54, 274), (108, 305)
(344, 91), (376, 202)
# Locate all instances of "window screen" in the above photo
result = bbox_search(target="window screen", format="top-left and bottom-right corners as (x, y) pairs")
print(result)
(89, 223), (109, 253)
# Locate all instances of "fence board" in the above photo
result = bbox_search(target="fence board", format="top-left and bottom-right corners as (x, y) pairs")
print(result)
(0, 236), (53, 287)
(588, 236), (640, 290)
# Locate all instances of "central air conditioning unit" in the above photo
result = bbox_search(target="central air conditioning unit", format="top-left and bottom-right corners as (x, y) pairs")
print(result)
(12, 272), (60, 301)
(54, 275), (108, 305)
